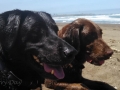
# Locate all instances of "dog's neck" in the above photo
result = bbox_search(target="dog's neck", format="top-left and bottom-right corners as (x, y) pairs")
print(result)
(0, 51), (42, 89)
(0, 55), (22, 89)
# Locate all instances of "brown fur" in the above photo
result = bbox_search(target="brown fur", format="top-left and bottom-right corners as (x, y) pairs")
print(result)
(58, 18), (113, 65)
(45, 18), (115, 90)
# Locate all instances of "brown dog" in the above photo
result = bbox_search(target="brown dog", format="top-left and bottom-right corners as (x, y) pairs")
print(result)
(45, 18), (115, 90)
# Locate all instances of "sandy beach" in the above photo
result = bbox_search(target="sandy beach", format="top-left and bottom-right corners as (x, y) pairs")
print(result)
(40, 23), (120, 90)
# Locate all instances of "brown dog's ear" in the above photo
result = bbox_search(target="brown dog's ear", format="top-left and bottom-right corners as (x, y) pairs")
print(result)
(0, 14), (20, 51)
(58, 23), (80, 51)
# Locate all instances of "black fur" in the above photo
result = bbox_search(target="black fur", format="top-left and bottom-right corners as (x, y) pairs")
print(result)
(0, 9), (77, 90)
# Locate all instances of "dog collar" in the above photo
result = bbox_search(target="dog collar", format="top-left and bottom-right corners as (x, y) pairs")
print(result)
(0, 56), (22, 90)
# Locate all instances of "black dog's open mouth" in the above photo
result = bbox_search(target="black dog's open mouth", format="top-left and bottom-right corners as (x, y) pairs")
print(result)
(33, 55), (64, 79)
(44, 63), (64, 79)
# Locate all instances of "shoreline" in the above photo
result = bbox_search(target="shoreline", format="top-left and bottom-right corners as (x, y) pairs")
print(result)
(57, 22), (120, 25)
(56, 22), (120, 30)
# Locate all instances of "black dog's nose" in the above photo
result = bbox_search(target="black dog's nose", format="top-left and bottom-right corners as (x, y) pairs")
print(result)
(63, 47), (77, 59)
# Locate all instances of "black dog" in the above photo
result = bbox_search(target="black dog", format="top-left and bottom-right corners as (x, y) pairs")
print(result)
(0, 9), (77, 90)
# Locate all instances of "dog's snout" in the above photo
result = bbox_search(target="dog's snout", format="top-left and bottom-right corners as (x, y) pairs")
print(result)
(64, 49), (73, 57)
(105, 49), (113, 57)
(63, 47), (77, 59)
(58, 38), (77, 64)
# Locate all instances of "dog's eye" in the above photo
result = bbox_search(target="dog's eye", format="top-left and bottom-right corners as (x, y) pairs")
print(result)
(100, 29), (103, 34)
(91, 32), (97, 39)
(41, 29), (45, 34)
(30, 28), (41, 38)
(92, 35), (96, 39)
(32, 28), (46, 38)
(32, 29), (38, 34)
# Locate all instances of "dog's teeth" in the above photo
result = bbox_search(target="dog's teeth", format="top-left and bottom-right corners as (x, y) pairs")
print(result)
(89, 60), (92, 63)
(40, 63), (43, 66)
(36, 59), (40, 63)
(51, 70), (54, 74)
(33, 55), (40, 63)
(86, 51), (90, 53)
(37, 80), (38, 84)
(69, 64), (73, 67)
(33, 55), (38, 59)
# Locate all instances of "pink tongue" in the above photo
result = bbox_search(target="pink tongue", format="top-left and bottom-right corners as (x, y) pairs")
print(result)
(87, 59), (105, 65)
(86, 56), (92, 63)
(87, 59), (92, 63)
(99, 60), (105, 65)
(43, 63), (65, 79)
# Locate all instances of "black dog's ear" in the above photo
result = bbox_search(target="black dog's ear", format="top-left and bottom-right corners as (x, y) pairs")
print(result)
(0, 14), (20, 51)
(38, 12), (58, 33)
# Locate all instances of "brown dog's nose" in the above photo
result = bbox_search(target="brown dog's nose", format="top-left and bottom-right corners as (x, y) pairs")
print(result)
(106, 50), (113, 57)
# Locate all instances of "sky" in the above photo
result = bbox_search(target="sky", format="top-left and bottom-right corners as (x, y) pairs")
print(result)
(0, 0), (120, 14)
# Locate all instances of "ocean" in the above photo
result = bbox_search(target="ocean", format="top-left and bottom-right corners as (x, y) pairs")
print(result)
(52, 14), (120, 24)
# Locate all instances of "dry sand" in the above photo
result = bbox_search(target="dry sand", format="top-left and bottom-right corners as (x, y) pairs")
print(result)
(37, 23), (120, 90)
